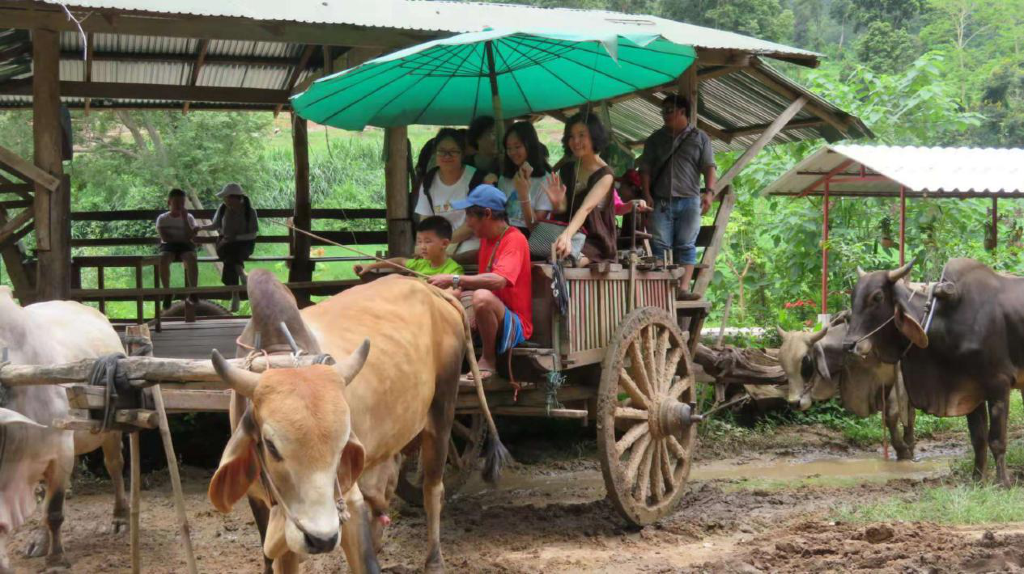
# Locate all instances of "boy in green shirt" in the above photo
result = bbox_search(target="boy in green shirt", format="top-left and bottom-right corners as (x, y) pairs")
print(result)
(355, 216), (464, 277)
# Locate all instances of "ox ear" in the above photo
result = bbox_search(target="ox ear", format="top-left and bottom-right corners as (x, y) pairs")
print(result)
(812, 342), (831, 382)
(337, 432), (366, 494)
(894, 302), (928, 349)
(209, 410), (259, 513)
(336, 339), (371, 386)
(0, 407), (46, 428)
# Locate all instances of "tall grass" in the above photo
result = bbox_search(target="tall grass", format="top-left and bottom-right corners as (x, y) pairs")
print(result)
(833, 484), (1024, 525)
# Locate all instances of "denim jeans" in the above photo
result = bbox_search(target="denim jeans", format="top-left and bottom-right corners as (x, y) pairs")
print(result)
(650, 196), (701, 265)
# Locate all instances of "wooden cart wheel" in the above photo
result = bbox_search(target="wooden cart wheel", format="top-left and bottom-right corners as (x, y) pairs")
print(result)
(396, 414), (485, 506)
(597, 306), (698, 526)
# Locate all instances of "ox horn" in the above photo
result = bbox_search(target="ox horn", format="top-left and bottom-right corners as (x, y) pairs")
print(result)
(211, 349), (260, 398)
(336, 338), (371, 385)
(856, 266), (867, 278)
(0, 407), (46, 428)
(776, 326), (789, 341)
(809, 324), (829, 344)
(887, 260), (915, 283)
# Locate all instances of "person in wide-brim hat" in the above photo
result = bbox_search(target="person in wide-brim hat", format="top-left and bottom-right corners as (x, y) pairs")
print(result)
(198, 183), (259, 312)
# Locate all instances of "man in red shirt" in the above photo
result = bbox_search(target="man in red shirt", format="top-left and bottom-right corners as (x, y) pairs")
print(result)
(428, 185), (532, 378)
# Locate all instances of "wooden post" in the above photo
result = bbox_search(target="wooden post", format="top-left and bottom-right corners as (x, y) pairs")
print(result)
(129, 431), (141, 574)
(991, 196), (998, 251)
(288, 114), (313, 289)
(385, 126), (413, 257)
(32, 28), (68, 301)
(135, 261), (144, 323)
(714, 97), (807, 195)
(677, 63), (698, 127)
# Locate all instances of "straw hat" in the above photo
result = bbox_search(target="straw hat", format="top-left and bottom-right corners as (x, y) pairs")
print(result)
(216, 182), (246, 199)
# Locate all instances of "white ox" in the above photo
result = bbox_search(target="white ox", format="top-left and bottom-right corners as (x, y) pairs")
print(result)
(0, 287), (128, 572)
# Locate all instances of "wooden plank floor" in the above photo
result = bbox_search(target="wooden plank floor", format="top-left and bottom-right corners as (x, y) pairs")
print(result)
(150, 318), (248, 360)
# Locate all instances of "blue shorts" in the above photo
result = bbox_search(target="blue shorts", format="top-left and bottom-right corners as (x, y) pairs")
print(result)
(497, 308), (526, 355)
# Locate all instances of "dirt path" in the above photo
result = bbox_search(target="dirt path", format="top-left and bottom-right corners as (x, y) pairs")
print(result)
(8, 434), (1017, 573)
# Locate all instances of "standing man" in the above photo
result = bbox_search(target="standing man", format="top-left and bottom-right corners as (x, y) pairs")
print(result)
(639, 94), (717, 298)
(428, 185), (532, 379)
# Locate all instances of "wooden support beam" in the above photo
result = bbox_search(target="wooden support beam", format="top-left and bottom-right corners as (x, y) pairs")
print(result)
(0, 145), (60, 192)
(795, 159), (854, 198)
(60, 49), (316, 68)
(693, 49), (757, 67)
(0, 6), (434, 49)
(288, 114), (313, 289)
(83, 32), (94, 115)
(274, 44), (317, 117)
(692, 188), (737, 296)
(385, 126), (413, 257)
(697, 65), (744, 82)
(0, 80), (290, 105)
(678, 63), (698, 127)
(0, 207), (34, 301)
(181, 39), (210, 114)
(714, 96), (808, 194)
(0, 207), (33, 245)
(33, 28), (69, 301)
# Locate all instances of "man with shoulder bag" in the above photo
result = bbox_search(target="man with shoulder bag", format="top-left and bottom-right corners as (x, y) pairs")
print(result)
(639, 94), (717, 299)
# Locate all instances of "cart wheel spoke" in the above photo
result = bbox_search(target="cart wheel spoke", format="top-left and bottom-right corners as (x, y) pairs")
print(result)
(654, 327), (671, 392)
(644, 325), (658, 395)
(618, 368), (650, 409)
(627, 340), (654, 399)
(615, 422), (649, 458)
(650, 439), (665, 502)
(663, 348), (684, 392)
(625, 433), (652, 483)
(666, 435), (687, 461)
(659, 441), (676, 492)
(614, 406), (649, 420)
(636, 440), (655, 502)
(452, 420), (473, 440)
(667, 373), (694, 402)
(448, 437), (462, 469)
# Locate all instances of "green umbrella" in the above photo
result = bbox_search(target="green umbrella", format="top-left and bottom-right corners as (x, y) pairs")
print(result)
(291, 28), (696, 131)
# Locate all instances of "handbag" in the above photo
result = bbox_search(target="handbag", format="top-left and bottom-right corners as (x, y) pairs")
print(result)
(528, 219), (585, 261)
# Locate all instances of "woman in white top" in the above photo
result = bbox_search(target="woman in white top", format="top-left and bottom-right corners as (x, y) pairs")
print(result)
(414, 128), (495, 263)
(497, 121), (554, 232)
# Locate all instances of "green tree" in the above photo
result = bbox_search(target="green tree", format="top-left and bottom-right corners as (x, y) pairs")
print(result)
(853, 20), (921, 73)
(661, 0), (794, 42)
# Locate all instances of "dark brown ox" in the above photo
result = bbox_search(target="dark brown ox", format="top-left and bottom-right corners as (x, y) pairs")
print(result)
(209, 270), (504, 573)
(845, 258), (1024, 485)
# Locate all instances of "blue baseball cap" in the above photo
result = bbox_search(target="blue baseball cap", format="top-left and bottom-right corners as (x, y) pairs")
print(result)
(451, 184), (507, 211)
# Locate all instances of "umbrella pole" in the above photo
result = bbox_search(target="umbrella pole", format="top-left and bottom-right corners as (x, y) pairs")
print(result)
(485, 40), (505, 175)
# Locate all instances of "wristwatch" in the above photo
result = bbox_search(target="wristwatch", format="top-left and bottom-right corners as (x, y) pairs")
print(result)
(452, 275), (461, 289)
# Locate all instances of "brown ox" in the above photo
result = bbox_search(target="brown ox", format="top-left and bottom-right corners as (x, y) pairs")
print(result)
(208, 270), (504, 573)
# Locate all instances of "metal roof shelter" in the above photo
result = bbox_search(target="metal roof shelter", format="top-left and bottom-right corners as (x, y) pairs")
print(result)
(0, 0), (871, 306)
(763, 144), (1024, 313)
(0, 1), (871, 151)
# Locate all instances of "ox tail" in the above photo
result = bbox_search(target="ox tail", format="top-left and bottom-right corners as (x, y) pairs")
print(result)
(431, 287), (510, 483)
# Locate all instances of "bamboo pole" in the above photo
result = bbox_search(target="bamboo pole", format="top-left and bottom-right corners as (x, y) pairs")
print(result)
(0, 354), (334, 388)
(152, 386), (198, 574)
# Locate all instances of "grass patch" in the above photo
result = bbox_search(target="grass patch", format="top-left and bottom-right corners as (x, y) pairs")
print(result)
(833, 483), (1024, 525)
(950, 441), (1024, 480)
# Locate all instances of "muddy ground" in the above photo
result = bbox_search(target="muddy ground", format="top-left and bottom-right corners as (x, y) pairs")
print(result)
(8, 427), (1022, 573)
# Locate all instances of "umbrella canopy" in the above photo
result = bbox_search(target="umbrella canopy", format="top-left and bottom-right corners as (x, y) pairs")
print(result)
(292, 28), (697, 130)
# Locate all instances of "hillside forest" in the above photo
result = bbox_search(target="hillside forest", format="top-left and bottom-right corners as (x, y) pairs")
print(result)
(0, 0), (1022, 336)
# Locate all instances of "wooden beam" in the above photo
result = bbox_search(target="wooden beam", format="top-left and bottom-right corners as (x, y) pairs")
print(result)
(288, 114), (313, 288)
(83, 32), (94, 115)
(714, 96), (808, 194)
(697, 65), (744, 82)
(0, 5), (434, 49)
(724, 118), (824, 139)
(59, 50), (316, 68)
(0, 207), (34, 300)
(694, 49), (755, 67)
(745, 59), (850, 136)
(0, 145), (60, 192)
(384, 126), (413, 257)
(692, 188), (737, 296)
(796, 159), (855, 198)
(273, 44), (317, 117)
(181, 39), (210, 115)
(0, 80), (290, 105)
(32, 28), (68, 301)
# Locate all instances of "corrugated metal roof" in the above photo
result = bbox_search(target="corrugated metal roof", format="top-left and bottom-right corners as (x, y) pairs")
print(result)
(41, 0), (819, 61)
(763, 145), (1024, 197)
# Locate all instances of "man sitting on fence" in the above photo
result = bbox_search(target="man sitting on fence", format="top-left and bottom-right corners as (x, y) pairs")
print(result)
(155, 188), (199, 309)
(428, 185), (533, 379)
